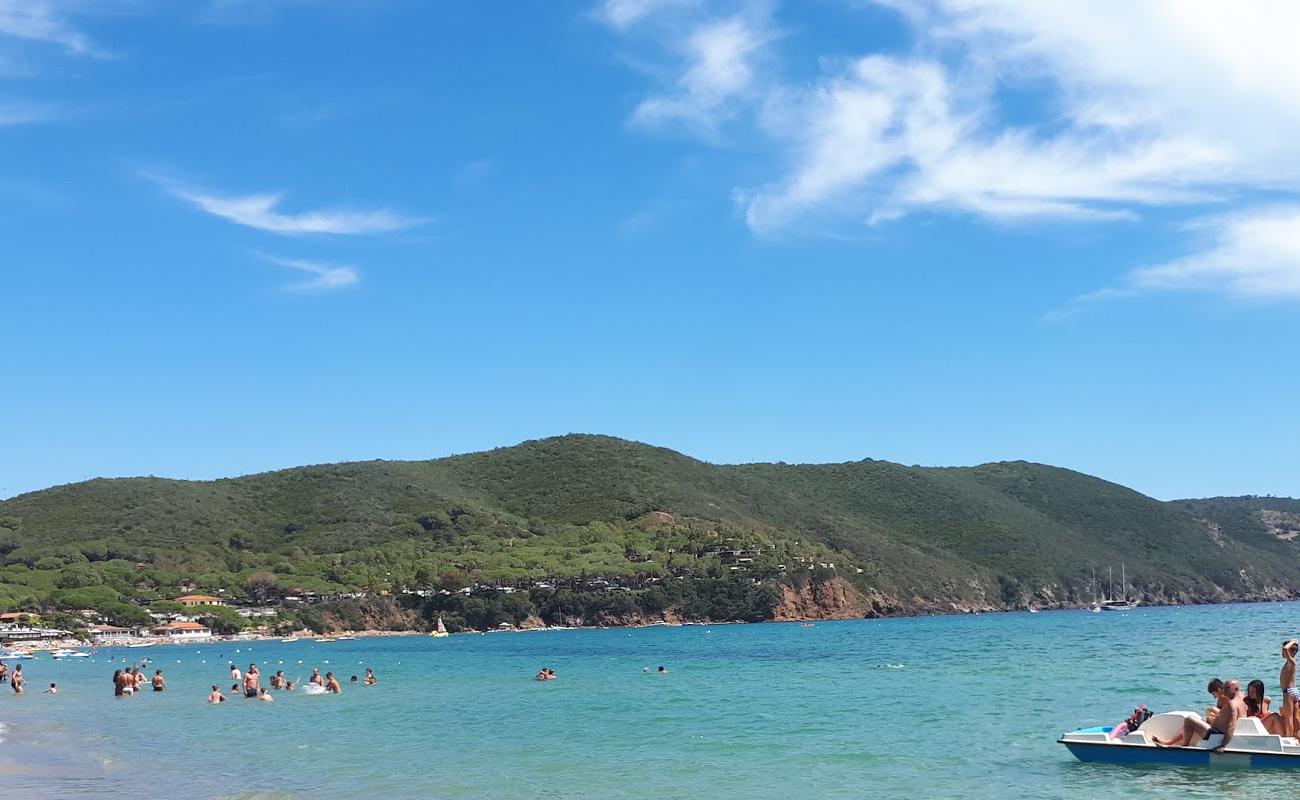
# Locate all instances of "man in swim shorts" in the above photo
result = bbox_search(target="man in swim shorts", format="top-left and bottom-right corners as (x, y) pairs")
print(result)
(1155, 678), (1243, 752)
(1282, 640), (1300, 737)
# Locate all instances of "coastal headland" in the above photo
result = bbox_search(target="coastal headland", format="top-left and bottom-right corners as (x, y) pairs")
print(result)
(2, 434), (1298, 642)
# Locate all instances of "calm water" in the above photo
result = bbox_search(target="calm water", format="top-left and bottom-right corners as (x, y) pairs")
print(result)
(2, 602), (1298, 799)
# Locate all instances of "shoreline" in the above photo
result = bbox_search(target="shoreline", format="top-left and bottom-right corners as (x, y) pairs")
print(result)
(7, 594), (1300, 652)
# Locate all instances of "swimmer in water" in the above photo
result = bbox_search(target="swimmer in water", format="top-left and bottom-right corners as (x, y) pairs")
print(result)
(309, 668), (324, 687)
(152, 670), (165, 692)
(257, 688), (274, 702)
(326, 672), (342, 694)
(364, 667), (376, 686)
(208, 685), (226, 704)
(43, 683), (57, 695)
(657, 666), (667, 674)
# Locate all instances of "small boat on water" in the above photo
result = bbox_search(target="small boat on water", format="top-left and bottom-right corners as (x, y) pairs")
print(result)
(429, 617), (449, 638)
(51, 649), (93, 659)
(126, 642), (155, 649)
(281, 636), (299, 643)
(0, 649), (36, 659)
(336, 635), (356, 641)
(315, 637), (336, 643)
(1060, 712), (1300, 767)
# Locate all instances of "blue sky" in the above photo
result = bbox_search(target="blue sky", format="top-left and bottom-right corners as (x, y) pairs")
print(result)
(3, 0), (1298, 501)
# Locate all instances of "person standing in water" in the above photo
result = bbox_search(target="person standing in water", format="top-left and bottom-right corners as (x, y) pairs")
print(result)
(10, 664), (24, 694)
(243, 664), (260, 698)
(325, 672), (341, 694)
(364, 668), (376, 686)
(208, 685), (226, 703)
(309, 668), (324, 686)
(152, 670), (165, 692)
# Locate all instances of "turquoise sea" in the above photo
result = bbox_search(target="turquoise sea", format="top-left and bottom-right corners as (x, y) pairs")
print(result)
(2, 601), (1299, 799)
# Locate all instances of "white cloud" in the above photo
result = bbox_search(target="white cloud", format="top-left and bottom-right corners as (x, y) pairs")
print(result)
(0, 0), (103, 57)
(608, 0), (1300, 300)
(1118, 206), (1300, 300)
(154, 177), (420, 235)
(264, 254), (360, 293)
(602, 2), (775, 135)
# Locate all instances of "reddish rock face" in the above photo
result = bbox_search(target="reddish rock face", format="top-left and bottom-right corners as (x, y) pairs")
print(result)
(772, 576), (869, 621)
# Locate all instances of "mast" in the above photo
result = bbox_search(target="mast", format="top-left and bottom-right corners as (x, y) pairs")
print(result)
(1121, 563), (1127, 602)
(1108, 566), (1114, 603)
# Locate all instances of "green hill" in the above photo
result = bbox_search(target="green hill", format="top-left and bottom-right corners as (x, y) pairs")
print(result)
(1, 435), (1297, 629)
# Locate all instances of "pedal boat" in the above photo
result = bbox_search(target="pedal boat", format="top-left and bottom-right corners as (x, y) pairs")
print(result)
(1060, 712), (1300, 768)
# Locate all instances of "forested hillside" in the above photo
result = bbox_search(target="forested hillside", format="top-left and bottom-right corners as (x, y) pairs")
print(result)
(1, 435), (1297, 631)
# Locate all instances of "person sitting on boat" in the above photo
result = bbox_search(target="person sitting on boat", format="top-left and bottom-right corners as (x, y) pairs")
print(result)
(1245, 679), (1284, 734)
(1203, 677), (1225, 725)
(1281, 640), (1300, 737)
(1155, 678), (1244, 752)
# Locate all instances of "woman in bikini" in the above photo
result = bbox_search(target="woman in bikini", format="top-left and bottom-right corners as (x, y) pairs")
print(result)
(1247, 678), (1285, 735)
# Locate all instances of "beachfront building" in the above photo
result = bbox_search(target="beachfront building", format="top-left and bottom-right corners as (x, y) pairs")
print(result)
(175, 594), (225, 608)
(152, 621), (213, 639)
(1, 626), (70, 643)
(87, 624), (136, 643)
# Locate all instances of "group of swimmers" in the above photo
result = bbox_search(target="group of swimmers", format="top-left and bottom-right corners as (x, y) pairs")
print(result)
(1153, 639), (1300, 751)
(111, 666), (164, 696)
(207, 662), (376, 703)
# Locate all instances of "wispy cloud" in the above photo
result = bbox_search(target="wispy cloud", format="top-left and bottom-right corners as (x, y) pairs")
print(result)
(1110, 206), (1300, 301)
(601, 1), (775, 136)
(605, 0), (1300, 302)
(0, 101), (52, 126)
(150, 175), (420, 235)
(263, 254), (360, 293)
(599, 0), (697, 30)
(0, 0), (106, 57)
(632, 13), (773, 134)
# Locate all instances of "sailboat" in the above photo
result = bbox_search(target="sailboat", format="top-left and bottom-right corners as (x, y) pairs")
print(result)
(1100, 563), (1140, 611)
(429, 617), (449, 638)
(1089, 567), (1101, 612)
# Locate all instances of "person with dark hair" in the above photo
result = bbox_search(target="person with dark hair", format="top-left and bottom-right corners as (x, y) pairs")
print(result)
(208, 685), (225, 703)
(1204, 677), (1225, 724)
(1155, 678), (1245, 751)
(1245, 679), (1284, 734)
(152, 670), (165, 692)
(1282, 640), (1300, 737)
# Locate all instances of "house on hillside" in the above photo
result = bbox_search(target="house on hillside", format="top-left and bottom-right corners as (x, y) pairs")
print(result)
(0, 611), (41, 626)
(175, 594), (225, 608)
(152, 621), (212, 639)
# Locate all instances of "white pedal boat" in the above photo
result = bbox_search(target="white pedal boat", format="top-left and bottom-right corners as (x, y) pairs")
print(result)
(1060, 712), (1300, 767)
